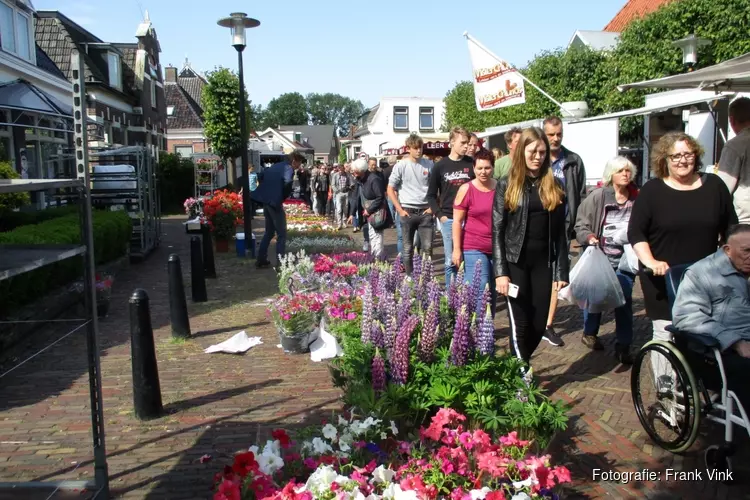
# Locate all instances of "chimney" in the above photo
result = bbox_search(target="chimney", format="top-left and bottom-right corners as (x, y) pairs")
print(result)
(165, 66), (177, 83)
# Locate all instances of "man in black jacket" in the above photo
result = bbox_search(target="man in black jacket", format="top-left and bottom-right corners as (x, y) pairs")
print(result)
(542, 116), (587, 347)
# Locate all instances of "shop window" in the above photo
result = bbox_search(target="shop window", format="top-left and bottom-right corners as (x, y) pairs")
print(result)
(393, 107), (408, 131)
(419, 107), (434, 131)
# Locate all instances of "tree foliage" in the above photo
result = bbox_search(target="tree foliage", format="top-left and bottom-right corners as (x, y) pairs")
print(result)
(262, 92), (308, 128)
(307, 93), (366, 136)
(338, 145), (348, 163)
(444, 0), (750, 137)
(201, 67), (253, 161)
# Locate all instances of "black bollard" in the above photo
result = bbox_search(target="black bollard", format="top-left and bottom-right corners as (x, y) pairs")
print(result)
(201, 225), (217, 278)
(129, 289), (163, 419)
(168, 254), (191, 339)
(190, 236), (208, 302)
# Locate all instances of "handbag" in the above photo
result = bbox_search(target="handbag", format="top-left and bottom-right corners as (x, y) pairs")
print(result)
(360, 189), (389, 230)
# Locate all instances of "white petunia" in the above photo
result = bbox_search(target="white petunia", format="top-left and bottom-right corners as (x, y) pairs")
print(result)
(339, 415), (349, 426)
(248, 445), (260, 455)
(262, 439), (281, 457)
(512, 478), (532, 490)
(380, 432), (387, 440)
(257, 452), (284, 475)
(511, 494), (531, 500)
(322, 423), (338, 441)
(390, 421), (399, 436)
(339, 440), (351, 452)
(382, 483), (417, 500)
(304, 465), (338, 492)
(312, 437), (333, 454)
(349, 420), (364, 436)
(469, 487), (491, 500)
(301, 441), (313, 454)
(371, 465), (396, 484)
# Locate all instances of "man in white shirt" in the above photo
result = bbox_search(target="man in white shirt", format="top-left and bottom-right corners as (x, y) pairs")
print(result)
(718, 97), (750, 224)
(387, 134), (434, 275)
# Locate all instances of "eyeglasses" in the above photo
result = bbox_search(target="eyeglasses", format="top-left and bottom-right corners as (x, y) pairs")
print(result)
(668, 152), (695, 162)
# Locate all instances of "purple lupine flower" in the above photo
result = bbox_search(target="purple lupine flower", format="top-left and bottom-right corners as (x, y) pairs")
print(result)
(421, 256), (433, 287)
(372, 350), (386, 392)
(390, 315), (418, 385)
(477, 284), (491, 318)
(469, 317), (477, 354)
(371, 320), (385, 348)
(383, 292), (397, 349)
(397, 278), (413, 326)
(369, 268), (380, 298)
(361, 283), (374, 344)
(451, 305), (470, 366)
(413, 253), (422, 279)
(376, 267), (388, 301)
(447, 275), (458, 311)
(466, 263), (483, 321)
(419, 299), (440, 361)
(477, 305), (495, 356)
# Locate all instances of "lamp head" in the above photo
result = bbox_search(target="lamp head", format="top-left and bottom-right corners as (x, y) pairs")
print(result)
(672, 34), (711, 70)
(217, 12), (260, 49)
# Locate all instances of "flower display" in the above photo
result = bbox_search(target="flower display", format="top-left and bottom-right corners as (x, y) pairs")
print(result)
(183, 197), (202, 218)
(203, 190), (243, 240)
(267, 293), (325, 335)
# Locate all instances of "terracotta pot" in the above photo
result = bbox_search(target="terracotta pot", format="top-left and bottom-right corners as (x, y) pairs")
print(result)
(215, 238), (230, 253)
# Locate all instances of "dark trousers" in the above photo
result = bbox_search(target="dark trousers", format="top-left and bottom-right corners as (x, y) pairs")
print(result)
(257, 204), (286, 263)
(315, 192), (327, 215)
(506, 247), (552, 364)
(400, 208), (434, 275)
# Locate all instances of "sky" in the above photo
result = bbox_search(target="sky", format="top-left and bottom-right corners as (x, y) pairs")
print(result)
(33, 0), (628, 109)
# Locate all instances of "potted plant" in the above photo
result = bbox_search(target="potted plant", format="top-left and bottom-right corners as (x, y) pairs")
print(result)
(202, 189), (243, 252)
(95, 273), (114, 317)
(267, 292), (324, 353)
(183, 197), (202, 219)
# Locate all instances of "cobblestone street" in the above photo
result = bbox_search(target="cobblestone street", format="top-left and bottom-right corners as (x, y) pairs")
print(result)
(1, 217), (748, 499)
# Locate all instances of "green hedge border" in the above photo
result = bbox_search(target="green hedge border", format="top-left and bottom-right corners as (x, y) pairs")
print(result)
(0, 210), (132, 315)
(0, 205), (79, 233)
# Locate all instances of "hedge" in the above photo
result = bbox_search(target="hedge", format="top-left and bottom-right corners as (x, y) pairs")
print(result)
(0, 205), (80, 232)
(0, 209), (132, 315)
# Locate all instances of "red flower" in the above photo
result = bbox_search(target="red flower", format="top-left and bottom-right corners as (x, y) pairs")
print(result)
(214, 478), (241, 500)
(272, 429), (292, 449)
(231, 451), (259, 477)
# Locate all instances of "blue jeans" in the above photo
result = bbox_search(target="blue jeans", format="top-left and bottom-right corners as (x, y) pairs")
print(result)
(388, 199), (403, 255)
(258, 204), (287, 263)
(583, 270), (634, 346)
(463, 250), (496, 317)
(441, 218), (455, 284)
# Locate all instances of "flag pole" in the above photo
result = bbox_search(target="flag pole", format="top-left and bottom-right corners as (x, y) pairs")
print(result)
(463, 31), (576, 117)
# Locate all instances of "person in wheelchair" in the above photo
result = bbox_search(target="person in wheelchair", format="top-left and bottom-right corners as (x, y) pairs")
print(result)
(672, 223), (750, 410)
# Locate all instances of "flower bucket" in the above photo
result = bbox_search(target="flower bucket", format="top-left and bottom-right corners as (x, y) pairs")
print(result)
(215, 238), (230, 253)
(278, 327), (319, 354)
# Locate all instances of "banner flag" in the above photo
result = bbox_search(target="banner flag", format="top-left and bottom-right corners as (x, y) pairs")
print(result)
(467, 37), (526, 111)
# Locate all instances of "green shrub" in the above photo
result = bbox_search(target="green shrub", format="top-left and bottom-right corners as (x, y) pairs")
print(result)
(0, 205), (79, 232)
(0, 161), (30, 211)
(0, 209), (132, 315)
(157, 153), (195, 214)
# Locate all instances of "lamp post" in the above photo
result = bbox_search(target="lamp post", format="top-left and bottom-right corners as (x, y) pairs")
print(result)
(218, 12), (260, 254)
(672, 34), (711, 72)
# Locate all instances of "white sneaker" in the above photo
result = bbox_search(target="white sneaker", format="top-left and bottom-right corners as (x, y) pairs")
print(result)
(363, 242), (370, 252)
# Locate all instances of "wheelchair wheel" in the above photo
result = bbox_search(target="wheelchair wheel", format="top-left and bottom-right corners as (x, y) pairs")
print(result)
(704, 445), (733, 483)
(631, 341), (701, 453)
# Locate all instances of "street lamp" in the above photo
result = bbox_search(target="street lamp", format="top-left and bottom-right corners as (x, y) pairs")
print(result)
(672, 34), (711, 72)
(217, 12), (260, 256)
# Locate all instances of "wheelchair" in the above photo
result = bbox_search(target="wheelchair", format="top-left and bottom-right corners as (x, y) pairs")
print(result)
(630, 264), (750, 477)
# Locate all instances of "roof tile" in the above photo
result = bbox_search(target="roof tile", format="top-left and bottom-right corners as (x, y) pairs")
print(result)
(165, 83), (203, 130)
(604, 0), (677, 32)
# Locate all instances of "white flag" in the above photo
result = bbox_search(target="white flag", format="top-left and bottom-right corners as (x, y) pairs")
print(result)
(467, 37), (526, 111)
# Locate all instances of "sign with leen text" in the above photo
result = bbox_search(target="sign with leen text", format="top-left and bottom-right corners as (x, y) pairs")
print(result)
(467, 38), (526, 111)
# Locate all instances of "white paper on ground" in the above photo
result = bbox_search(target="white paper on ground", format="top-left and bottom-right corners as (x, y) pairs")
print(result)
(309, 321), (342, 362)
(204, 331), (262, 354)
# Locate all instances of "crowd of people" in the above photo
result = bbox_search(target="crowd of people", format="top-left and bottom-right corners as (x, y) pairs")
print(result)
(248, 96), (750, 388)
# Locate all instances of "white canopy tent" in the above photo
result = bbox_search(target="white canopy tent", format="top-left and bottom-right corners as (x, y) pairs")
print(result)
(618, 52), (750, 92)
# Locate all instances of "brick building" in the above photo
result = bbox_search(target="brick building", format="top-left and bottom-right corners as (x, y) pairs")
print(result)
(164, 59), (208, 156)
(35, 10), (167, 156)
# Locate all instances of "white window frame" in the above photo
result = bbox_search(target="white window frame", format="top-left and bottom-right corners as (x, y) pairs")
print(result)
(108, 52), (122, 90)
(393, 106), (408, 131)
(419, 107), (434, 131)
(150, 81), (157, 109)
(174, 145), (193, 157)
(0, 1), (35, 64)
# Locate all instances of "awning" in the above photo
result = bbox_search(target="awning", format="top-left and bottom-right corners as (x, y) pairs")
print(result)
(567, 93), (732, 124)
(618, 52), (750, 92)
(0, 79), (73, 118)
(477, 119), (543, 139)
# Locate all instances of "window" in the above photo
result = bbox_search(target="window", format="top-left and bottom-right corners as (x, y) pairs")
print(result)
(108, 52), (122, 89)
(0, 2), (33, 62)
(167, 105), (175, 116)
(419, 107), (434, 131)
(150, 81), (157, 109)
(175, 145), (193, 157)
(393, 107), (408, 130)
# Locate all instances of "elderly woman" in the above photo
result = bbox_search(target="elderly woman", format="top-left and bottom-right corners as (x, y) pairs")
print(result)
(574, 157), (639, 364)
(348, 158), (389, 256)
(628, 133), (737, 368)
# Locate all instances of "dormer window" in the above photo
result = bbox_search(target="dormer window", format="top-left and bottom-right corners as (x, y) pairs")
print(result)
(108, 52), (122, 90)
(0, 0), (34, 62)
(167, 106), (175, 116)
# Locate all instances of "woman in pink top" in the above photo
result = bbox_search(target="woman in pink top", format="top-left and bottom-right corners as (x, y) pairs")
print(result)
(452, 150), (497, 316)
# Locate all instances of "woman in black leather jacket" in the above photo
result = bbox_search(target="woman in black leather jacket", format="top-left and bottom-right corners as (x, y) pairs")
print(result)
(492, 127), (570, 369)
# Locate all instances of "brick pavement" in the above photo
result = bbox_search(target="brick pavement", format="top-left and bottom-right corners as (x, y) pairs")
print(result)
(0, 218), (748, 499)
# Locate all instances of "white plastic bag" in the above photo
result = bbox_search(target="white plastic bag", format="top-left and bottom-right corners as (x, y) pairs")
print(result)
(559, 246), (626, 313)
(309, 318), (343, 362)
(617, 244), (638, 275)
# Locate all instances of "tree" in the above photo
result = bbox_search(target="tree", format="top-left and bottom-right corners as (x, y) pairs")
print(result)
(338, 146), (347, 164)
(307, 93), (366, 136)
(201, 67), (252, 182)
(263, 92), (307, 128)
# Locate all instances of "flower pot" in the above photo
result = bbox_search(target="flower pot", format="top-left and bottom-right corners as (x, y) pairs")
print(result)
(278, 328), (318, 354)
(215, 238), (230, 253)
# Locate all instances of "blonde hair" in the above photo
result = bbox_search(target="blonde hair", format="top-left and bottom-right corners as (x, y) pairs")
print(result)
(505, 127), (563, 212)
(602, 156), (637, 186)
(449, 126), (470, 143)
(651, 132), (704, 179)
(405, 133), (423, 149)
(491, 147), (503, 160)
